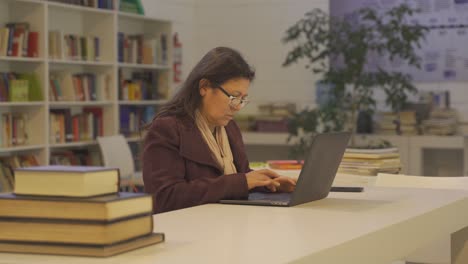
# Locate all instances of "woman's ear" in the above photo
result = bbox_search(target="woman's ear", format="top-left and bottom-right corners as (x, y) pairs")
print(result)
(199, 79), (210, 96)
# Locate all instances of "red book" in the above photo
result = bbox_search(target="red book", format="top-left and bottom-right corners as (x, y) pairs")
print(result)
(72, 115), (80, 141)
(27, 31), (39, 57)
(267, 160), (304, 170)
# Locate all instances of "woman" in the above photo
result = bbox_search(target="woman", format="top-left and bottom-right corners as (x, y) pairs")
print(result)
(143, 47), (296, 214)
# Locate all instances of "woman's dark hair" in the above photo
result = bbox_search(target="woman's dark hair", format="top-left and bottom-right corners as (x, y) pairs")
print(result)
(154, 47), (255, 119)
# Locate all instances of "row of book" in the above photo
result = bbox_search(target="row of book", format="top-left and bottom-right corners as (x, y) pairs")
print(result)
(49, 31), (101, 61)
(0, 165), (163, 257)
(119, 71), (169, 101)
(50, 108), (103, 144)
(49, 72), (111, 101)
(0, 22), (39, 58)
(118, 32), (168, 65)
(0, 154), (39, 192)
(1, 113), (29, 148)
(47, 0), (115, 10)
(120, 106), (155, 137)
(50, 149), (102, 167)
(0, 72), (43, 102)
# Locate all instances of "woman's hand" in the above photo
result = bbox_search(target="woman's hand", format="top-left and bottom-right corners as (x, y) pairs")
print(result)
(245, 169), (297, 192)
(272, 177), (297, 193)
(245, 169), (281, 190)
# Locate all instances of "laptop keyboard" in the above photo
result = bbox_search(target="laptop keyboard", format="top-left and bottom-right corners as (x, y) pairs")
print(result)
(248, 192), (291, 202)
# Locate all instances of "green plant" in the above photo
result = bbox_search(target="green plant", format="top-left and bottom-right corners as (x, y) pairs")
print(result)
(282, 4), (428, 158)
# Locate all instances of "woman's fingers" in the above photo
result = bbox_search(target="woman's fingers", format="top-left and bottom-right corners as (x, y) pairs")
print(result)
(258, 169), (281, 179)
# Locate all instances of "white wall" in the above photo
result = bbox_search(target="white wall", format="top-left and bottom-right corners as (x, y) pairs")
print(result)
(193, 0), (329, 114)
(141, 0), (197, 89)
(142, 0), (468, 122)
(142, 0), (328, 114)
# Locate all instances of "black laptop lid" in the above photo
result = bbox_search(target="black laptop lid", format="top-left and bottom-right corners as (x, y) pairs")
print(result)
(289, 132), (351, 206)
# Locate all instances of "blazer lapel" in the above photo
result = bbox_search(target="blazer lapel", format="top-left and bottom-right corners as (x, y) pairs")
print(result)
(178, 116), (223, 173)
(225, 122), (246, 172)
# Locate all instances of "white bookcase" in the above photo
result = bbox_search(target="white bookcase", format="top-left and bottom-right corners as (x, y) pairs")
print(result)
(0, 0), (172, 165)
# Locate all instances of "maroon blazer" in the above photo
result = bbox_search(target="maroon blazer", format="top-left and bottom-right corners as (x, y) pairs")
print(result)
(142, 115), (251, 214)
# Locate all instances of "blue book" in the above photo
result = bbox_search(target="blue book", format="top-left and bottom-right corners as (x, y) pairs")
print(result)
(118, 32), (124, 63)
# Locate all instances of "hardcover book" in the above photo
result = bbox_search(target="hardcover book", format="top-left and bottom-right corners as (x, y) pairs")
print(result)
(0, 232), (164, 257)
(0, 213), (153, 245)
(0, 192), (152, 221)
(14, 165), (119, 197)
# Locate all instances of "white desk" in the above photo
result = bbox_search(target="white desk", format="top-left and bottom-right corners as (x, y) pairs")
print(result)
(1, 187), (468, 264)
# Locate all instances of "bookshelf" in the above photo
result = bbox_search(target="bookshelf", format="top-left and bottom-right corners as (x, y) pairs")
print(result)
(0, 0), (172, 168)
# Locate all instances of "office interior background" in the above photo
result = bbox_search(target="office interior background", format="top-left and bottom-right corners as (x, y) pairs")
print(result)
(1, 1), (468, 263)
(143, 0), (468, 177)
(0, 0), (466, 184)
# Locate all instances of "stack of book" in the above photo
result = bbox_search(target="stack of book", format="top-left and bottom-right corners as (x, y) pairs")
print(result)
(253, 103), (295, 133)
(338, 147), (401, 176)
(0, 165), (163, 257)
(422, 108), (458, 135)
(375, 111), (418, 135)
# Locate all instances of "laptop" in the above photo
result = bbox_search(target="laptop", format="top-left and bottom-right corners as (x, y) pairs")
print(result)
(219, 132), (352, 207)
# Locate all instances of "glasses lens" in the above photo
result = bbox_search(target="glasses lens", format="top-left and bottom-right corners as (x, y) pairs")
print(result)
(230, 97), (242, 107)
(230, 97), (250, 108)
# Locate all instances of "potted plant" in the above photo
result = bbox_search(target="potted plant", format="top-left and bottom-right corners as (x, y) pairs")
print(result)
(282, 4), (428, 158)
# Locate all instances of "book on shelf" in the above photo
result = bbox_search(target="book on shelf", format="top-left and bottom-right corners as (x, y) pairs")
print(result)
(14, 165), (119, 197)
(0, 192), (151, 222)
(0, 155), (39, 193)
(120, 0), (144, 14)
(0, 213), (153, 245)
(50, 108), (104, 143)
(49, 31), (100, 61)
(0, 22), (39, 58)
(50, 149), (102, 166)
(0, 232), (164, 257)
(0, 72), (42, 102)
(9, 79), (29, 101)
(0, 163), (13, 193)
(117, 32), (168, 65)
(119, 105), (157, 137)
(18, 72), (43, 101)
(50, 71), (111, 101)
(0, 112), (29, 147)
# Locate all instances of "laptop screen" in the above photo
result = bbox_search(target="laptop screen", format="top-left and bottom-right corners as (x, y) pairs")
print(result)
(289, 132), (351, 206)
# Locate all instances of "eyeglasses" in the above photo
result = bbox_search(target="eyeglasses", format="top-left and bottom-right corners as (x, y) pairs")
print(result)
(216, 85), (250, 108)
